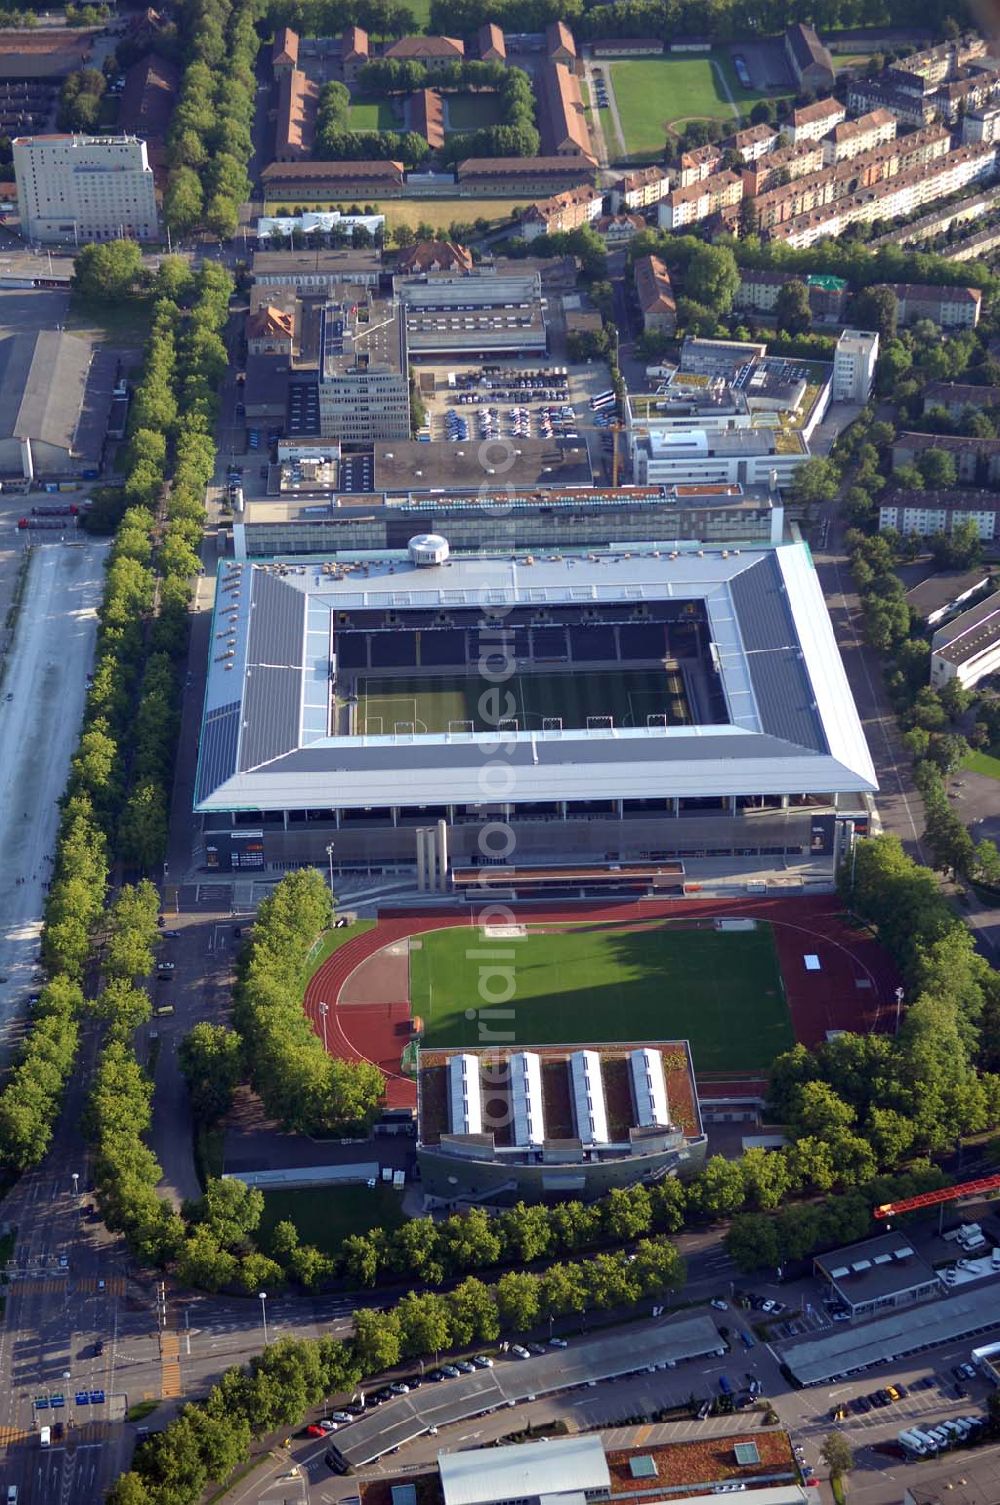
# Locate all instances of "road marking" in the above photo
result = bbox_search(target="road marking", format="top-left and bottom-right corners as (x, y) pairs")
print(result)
(159, 1324), (183, 1399)
(0, 1425), (28, 1447)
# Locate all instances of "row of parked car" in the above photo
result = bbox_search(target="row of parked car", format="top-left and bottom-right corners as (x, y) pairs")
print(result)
(899, 1414), (986, 1457)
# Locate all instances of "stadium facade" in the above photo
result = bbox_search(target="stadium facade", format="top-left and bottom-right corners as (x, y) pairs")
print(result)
(194, 539), (877, 888)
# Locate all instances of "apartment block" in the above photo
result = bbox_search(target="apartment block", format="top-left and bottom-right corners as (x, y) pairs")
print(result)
(892, 282), (983, 328)
(833, 328), (878, 402)
(735, 269), (848, 321)
(741, 141), (825, 197)
(658, 169), (742, 230)
(787, 96), (846, 144)
(846, 77), (935, 127)
(963, 104), (1000, 143)
(611, 163), (670, 211)
(879, 488), (1000, 541)
(922, 381), (1000, 417)
(520, 183), (602, 239)
(893, 430), (1000, 485)
(14, 132), (158, 243)
(725, 121), (781, 162)
(677, 143), (722, 187)
(770, 141), (999, 247)
(822, 108), (897, 165)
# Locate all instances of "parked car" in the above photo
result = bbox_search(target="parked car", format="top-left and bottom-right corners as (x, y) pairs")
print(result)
(439, 1365), (460, 1378)
(306, 1424), (326, 1438)
(473, 1355), (494, 1368)
(710, 1299), (728, 1311)
(454, 1361), (475, 1374)
(319, 1420), (339, 1433)
(329, 1412), (352, 1424)
(510, 1345), (531, 1360)
(549, 1337), (568, 1349)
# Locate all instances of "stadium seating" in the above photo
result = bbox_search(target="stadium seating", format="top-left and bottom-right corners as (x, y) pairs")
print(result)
(335, 634), (369, 669)
(370, 633), (417, 668)
(569, 625), (616, 661)
(532, 626), (568, 658)
(419, 629), (468, 666)
(619, 624), (666, 660)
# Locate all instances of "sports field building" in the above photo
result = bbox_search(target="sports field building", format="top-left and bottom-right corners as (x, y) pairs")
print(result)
(193, 538), (877, 885)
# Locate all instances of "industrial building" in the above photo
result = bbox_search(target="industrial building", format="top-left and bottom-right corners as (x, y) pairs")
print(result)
(14, 133), (158, 244)
(814, 1231), (943, 1321)
(193, 540), (876, 882)
(417, 1039), (706, 1202)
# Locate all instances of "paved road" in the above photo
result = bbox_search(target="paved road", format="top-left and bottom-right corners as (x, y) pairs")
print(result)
(0, 536), (107, 1060)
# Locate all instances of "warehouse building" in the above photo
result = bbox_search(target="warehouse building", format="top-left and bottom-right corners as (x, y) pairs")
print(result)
(814, 1232), (943, 1321)
(0, 327), (116, 479)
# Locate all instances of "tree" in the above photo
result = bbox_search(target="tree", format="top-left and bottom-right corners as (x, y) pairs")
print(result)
(789, 456), (840, 510)
(352, 1307), (401, 1373)
(178, 1022), (243, 1122)
(775, 279), (812, 336)
(495, 1269), (540, 1331)
(396, 1290), (452, 1358)
(691, 1155), (746, 1219)
(917, 447), (958, 490)
(726, 1213), (782, 1272)
(684, 243), (739, 314)
(854, 284), (898, 340)
(821, 1432), (854, 1480)
(73, 240), (143, 303)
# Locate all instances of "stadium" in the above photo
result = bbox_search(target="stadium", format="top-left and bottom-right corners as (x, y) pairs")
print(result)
(194, 538), (877, 890)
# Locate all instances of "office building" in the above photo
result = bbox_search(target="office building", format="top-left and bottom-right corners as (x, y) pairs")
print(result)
(14, 132), (158, 243)
(316, 295), (409, 443)
(832, 329), (879, 402)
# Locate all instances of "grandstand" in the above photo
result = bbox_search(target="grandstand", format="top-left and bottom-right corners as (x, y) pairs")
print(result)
(193, 541), (877, 887)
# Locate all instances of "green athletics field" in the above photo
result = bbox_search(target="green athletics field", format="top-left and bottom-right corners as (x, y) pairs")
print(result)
(607, 53), (794, 161)
(409, 923), (792, 1071)
(352, 668), (690, 735)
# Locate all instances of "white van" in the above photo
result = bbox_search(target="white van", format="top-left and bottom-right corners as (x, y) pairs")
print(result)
(898, 1430), (927, 1456)
(39, 1426), (50, 1448)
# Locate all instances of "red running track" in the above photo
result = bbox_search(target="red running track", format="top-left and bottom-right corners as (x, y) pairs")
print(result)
(303, 896), (901, 1111)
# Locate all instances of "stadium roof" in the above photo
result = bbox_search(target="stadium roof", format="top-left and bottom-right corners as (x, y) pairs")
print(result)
(194, 542), (877, 813)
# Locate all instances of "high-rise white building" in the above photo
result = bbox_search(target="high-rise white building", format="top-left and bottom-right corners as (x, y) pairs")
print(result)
(832, 328), (879, 402)
(14, 134), (158, 245)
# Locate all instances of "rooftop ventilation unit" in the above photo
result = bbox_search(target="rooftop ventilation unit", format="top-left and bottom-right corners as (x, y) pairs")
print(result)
(408, 534), (449, 567)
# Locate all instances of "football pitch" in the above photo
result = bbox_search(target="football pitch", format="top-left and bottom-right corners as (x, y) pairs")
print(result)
(354, 668), (689, 734)
(409, 923), (792, 1072)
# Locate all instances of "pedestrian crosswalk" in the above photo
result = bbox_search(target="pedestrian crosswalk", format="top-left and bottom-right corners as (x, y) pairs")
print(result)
(77, 1276), (125, 1296)
(160, 1328), (182, 1398)
(0, 1426), (29, 1448)
(10, 1278), (67, 1295)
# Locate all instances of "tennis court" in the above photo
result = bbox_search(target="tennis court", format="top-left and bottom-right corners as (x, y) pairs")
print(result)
(355, 668), (689, 734)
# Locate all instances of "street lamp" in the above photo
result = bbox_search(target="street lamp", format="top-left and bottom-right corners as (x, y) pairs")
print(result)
(258, 1291), (269, 1346)
(318, 1002), (329, 1053)
(326, 842), (335, 897)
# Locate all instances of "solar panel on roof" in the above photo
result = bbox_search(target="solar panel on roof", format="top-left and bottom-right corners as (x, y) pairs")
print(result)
(629, 1456), (658, 1478)
(734, 1442), (760, 1465)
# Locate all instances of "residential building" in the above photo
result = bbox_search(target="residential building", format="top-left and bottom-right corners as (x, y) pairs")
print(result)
(477, 21), (505, 63)
(316, 293), (409, 443)
(247, 305), (294, 357)
(341, 24), (369, 83)
(815, 1232), (943, 1321)
(398, 270), (547, 356)
(931, 589), (1000, 688)
(784, 22), (835, 92)
(677, 142), (723, 187)
(611, 162), (670, 211)
(735, 269), (848, 321)
(963, 103), (1000, 143)
(261, 160), (406, 200)
(395, 239), (472, 274)
(922, 380), (1000, 417)
(634, 253), (676, 334)
(274, 66), (318, 160)
(383, 34), (464, 69)
(519, 183), (602, 239)
(546, 19), (576, 66)
(891, 282), (983, 329)
(539, 61), (595, 163)
(905, 567), (991, 627)
(408, 86), (444, 149)
(14, 133), (158, 244)
(594, 211), (646, 245)
(893, 430), (1000, 485)
(771, 141), (999, 248)
(740, 140), (824, 197)
(846, 76), (936, 127)
(832, 328), (879, 402)
(726, 121), (781, 161)
(456, 156), (594, 195)
(658, 169), (742, 230)
(272, 25), (298, 78)
(879, 488), (1000, 542)
(0, 328), (116, 479)
(822, 107), (896, 165)
(787, 96), (846, 143)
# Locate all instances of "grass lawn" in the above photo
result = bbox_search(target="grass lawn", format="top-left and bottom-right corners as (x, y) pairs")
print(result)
(962, 748), (1000, 780)
(307, 919), (375, 978)
(264, 196), (531, 231)
(67, 292), (153, 347)
(410, 922), (792, 1072)
(348, 97), (402, 131)
(258, 1184), (406, 1258)
(608, 53), (791, 161)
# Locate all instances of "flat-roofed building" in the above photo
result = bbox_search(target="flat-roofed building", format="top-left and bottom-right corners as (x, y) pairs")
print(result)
(397, 269), (547, 355)
(905, 567), (991, 626)
(814, 1231), (942, 1321)
(833, 328), (878, 402)
(15, 132), (158, 243)
(963, 103), (1000, 143)
(931, 588), (1000, 688)
(787, 95), (846, 143)
(316, 293), (409, 443)
(252, 248), (381, 289)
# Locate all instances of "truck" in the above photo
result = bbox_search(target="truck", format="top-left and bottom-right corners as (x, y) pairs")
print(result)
(31, 503), (78, 517)
(18, 516), (76, 530)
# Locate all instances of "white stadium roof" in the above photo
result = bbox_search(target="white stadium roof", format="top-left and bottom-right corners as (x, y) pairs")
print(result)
(194, 543), (876, 812)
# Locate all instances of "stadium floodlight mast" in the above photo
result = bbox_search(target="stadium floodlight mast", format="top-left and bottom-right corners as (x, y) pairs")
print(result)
(318, 1001), (329, 1053)
(326, 842), (335, 897)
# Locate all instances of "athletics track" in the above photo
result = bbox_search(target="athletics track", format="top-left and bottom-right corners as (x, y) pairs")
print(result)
(302, 895), (901, 1111)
